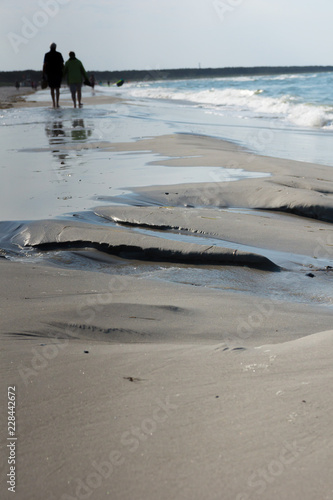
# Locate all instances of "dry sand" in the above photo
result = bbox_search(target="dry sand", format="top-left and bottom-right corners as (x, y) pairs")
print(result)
(2, 259), (333, 500)
(1, 92), (333, 499)
(0, 86), (36, 109)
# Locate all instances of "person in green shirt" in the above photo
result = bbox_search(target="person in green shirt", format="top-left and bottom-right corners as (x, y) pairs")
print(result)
(63, 51), (88, 108)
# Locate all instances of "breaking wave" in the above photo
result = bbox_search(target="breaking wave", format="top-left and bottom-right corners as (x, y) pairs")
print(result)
(124, 85), (333, 129)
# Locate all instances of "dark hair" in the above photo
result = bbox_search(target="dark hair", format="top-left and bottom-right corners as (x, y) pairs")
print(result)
(69, 51), (75, 58)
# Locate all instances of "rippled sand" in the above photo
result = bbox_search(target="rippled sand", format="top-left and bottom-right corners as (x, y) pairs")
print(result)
(1, 89), (333, 500)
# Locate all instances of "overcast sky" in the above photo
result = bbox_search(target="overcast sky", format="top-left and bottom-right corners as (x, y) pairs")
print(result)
(2, 0), (333, 72)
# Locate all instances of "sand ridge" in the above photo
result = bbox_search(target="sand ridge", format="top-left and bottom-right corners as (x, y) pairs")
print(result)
(10, 218), (279, 270)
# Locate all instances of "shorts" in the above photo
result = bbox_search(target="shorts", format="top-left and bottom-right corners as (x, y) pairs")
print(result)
(48, 77), (62, 88)
(69, 83), (82, 93)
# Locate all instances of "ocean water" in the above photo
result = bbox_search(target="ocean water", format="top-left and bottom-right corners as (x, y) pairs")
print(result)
(124, 72), (333, 128)
(21, 70), (333, 165)
(96, 70), (333, 166)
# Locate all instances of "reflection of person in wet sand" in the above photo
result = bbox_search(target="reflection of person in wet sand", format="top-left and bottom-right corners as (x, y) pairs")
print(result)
(45, 121), (65, 144)
(45, 119), (67, 166)
(43, 43), (64, 108)
(71, 119), (92, 141)
(63, 52), (89, 108)
(45, 117), (92, 167)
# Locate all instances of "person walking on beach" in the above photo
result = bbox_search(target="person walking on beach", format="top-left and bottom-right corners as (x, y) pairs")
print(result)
(43, 43), (64, 108)
(63, 52), (89, 108)
(90, 74), (96, 90)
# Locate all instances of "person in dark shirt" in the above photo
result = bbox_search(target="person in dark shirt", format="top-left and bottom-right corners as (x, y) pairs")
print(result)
(43, 43), (64, 108)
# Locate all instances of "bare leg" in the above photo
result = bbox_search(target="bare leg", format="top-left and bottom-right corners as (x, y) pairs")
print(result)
(77, 86), (82, 107)
(69, 85), (76, 108)
(69, 85), (77, 108)
(50, 88), (56, 108)
(71, 89), (76, 108)
(55, 88), (60, 107)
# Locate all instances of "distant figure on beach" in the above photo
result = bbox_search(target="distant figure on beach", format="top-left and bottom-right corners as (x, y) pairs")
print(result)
(43, 43), (64, 108)
(63, 52), (89, 108)
(90, 74), (95, 90)
(15, 81), (20, 90)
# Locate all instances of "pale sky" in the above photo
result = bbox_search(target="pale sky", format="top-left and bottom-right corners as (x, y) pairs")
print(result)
(1, 0), (333, 72)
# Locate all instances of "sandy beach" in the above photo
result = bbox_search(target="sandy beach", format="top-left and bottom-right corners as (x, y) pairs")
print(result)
(0, 86), (36, 109)
(1, 86), (333, 499)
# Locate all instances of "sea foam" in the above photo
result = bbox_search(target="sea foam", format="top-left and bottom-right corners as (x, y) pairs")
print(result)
(124, 85), (333, 129)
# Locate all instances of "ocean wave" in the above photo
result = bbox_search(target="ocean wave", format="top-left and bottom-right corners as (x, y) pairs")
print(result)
(126, 85), (333, 129)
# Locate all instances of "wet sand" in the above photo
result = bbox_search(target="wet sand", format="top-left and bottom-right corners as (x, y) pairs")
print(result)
(0, 85), (122, 109)
(1, 91), (333, 499)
